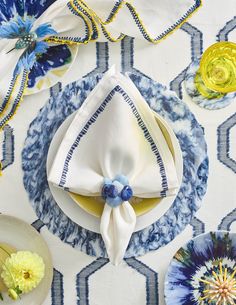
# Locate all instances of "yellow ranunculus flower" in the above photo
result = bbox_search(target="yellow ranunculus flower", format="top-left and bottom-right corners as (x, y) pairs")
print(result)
(199, 42), (236, 93)
(1, 251), (45, 294)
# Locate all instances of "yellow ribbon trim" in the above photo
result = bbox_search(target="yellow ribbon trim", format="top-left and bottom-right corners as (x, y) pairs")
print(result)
(72, 0), (99, 42)
(79, 0), (125, 25)
(0, 74), (20, 119)
(0, 73), (29, 132)
(126, 1), (203, 44)
(46, 2), (92, 45)
(46, 0), (202, 46)
(77, 0), (125, 42)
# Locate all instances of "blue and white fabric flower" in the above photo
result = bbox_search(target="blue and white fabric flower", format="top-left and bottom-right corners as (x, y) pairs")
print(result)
(102, 175), (133, 207)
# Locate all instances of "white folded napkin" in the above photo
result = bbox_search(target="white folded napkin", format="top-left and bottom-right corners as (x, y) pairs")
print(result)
(48, 66), (179, 265)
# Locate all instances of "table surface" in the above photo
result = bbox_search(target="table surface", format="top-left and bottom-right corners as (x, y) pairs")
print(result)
(1, 0), (236, 304)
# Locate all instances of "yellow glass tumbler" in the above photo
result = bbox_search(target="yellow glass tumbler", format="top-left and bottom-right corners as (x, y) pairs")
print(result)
(199, 42), (236, 94)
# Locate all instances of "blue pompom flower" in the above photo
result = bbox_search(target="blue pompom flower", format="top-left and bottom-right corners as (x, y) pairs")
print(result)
(101, 175), (133, 208)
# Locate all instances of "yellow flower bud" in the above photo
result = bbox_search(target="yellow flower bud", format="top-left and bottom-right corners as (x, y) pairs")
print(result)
(8, 289), (18, 301)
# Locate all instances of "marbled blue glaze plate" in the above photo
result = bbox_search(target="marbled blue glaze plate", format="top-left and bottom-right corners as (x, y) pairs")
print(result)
(165, 231), (236, 305)
(22, 72), (209, 258)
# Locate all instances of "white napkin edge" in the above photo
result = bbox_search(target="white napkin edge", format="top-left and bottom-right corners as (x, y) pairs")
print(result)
(100, 201), (136, 266)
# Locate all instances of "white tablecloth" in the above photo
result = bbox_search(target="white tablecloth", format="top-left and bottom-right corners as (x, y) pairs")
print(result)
(1, 0), (236, 304)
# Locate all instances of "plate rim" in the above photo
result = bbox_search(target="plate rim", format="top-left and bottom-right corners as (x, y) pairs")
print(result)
(164, 230), (235, 305)
(0, 214), (53, 305)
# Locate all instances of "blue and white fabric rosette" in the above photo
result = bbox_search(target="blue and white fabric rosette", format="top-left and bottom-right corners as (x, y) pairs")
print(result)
(48, 67), (179, 265)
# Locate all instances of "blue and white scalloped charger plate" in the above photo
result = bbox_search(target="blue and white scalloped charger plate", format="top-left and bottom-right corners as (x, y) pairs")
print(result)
(22, 72), (209, 259)
(165, 231), (236, 305)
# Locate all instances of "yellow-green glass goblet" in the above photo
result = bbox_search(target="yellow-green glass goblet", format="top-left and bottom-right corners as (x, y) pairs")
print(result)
(199, 42), (236, 95)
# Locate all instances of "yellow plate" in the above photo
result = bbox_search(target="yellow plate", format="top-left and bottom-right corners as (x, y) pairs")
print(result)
(69, 112), (176, 217)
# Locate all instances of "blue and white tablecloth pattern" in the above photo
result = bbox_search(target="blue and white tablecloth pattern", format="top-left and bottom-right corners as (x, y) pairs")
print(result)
(1, 1), (236, 305)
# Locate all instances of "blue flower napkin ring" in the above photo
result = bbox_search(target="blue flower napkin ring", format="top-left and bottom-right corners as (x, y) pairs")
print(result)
(101, 175), (133, 207)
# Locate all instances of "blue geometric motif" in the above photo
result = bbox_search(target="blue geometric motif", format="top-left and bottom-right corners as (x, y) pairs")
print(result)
(1, 124), (14, 171)
(51, 269), (64, 305)
(84, 42), (109, 77)
(31, 219), (45, 232)
(76, 257), (158, 305)
(76, 258), (109, 305)
(217, 16), (236, 41)
(121, 36), (149, 78)
(218, 208), (236, 231)
(217, 113), (236, 174)
(125, 258), (158, 305)
(190, 216), (205, 237)
(170, 22), (203, 99)
(216, 16), (236, 170)
(22, 72), (208, 258)
(181, 23), (203, 61)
